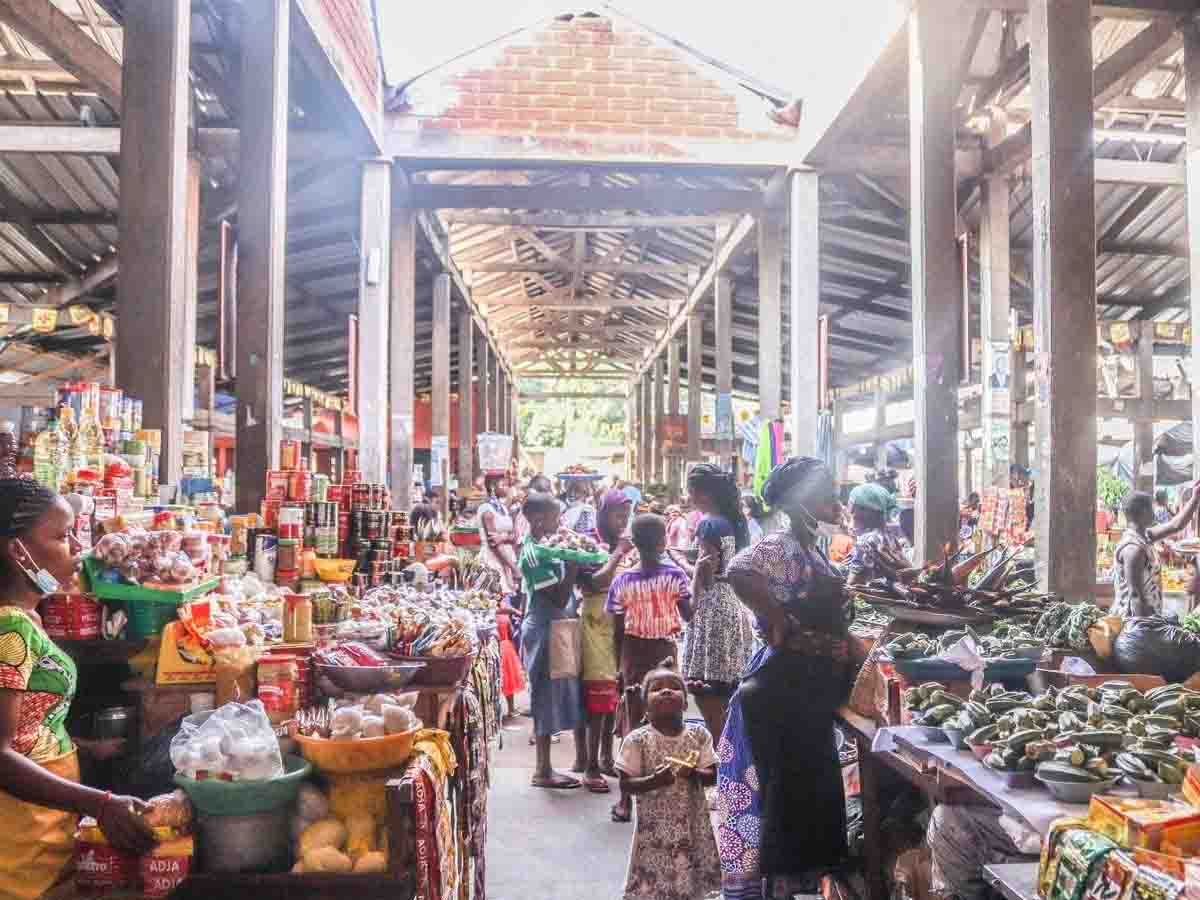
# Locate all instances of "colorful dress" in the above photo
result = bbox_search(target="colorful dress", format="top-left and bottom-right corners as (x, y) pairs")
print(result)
(477, 497), (518, 594)
(615, 722), (722, 900)
(518, 537), (583, 737)
(681, 515), (756, 697)
(718, 533), (849, 900)
(0, 606), (81, 900)
(0, 607), (76, 763)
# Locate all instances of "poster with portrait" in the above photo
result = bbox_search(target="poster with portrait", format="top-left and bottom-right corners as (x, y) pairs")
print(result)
(986, 341), (1011, 406)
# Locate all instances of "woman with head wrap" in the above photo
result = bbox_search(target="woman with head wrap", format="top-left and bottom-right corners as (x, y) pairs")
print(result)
(668, 464), (757, 745)
(476, 474), (519, 595)
(720, 457), (851, 900)
(846, 482), (916, 586)
(0, 480), (154, 896)
(571, 488), (635, 792)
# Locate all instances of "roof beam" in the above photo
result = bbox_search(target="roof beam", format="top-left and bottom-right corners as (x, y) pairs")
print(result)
(986, 18), (1182, 174)
(0, 123), (119, 154)
(479, 295), (673, 310)
(966, 0), (1199, 18)
(466, 261), (695, 275)
(633, 213), (756, 381)
(441, 212), (727, 229)
(411, 184), (765, 214)
(0, 0), (121, 107)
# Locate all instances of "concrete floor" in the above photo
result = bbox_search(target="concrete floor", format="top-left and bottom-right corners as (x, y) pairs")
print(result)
(486, 714), (632, 900)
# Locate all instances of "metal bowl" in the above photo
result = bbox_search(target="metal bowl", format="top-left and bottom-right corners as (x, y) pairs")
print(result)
(1035, 773), (1119, 803)
(315, 662), (425, 693)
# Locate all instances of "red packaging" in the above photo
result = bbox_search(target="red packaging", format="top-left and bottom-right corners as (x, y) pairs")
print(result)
(260, 499), (282, 530)
(140, 852), (191, 897)
(327, 485), (344, 507)
(265, 470), (289, 500)
(75, 836), (136, 893)
(42, 593), (102, 640)
(287, 470), (311, 502)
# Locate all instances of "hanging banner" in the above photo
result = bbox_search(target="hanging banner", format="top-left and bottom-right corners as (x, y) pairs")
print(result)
(31, 308), (57, 333)
(715, 392), (734, 440)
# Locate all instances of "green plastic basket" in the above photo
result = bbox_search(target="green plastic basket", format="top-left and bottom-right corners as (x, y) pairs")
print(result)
(174, 754), (312, 817)
(83, 556), (219, 640)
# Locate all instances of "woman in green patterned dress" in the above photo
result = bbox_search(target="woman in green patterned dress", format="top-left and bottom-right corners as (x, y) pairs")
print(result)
(0, 480), (153, 899)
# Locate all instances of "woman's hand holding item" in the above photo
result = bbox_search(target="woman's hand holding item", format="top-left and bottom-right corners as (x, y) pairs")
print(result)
(97, 794), (156, 854)
(648, 763), (676, 790)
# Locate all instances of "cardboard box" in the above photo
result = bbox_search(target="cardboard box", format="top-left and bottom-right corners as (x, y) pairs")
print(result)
(1088, 796), (1200, 851)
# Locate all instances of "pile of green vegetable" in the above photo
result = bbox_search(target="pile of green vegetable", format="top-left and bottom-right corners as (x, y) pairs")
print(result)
(883, 623), (1042, 661)
(909, 680), (1196, 787)
(1033, 601), (1103, 651)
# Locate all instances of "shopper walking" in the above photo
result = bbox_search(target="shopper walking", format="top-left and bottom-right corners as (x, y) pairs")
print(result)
(670, 464), (755, 745)
(477, 474), (519, 595)
(721, 457), (851, 900)
(573, 489), (635, 793)
(518, 491), (586, 789)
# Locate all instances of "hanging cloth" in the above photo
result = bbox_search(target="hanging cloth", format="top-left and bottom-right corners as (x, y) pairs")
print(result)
(770, 419), (786, 467)
(754, 419), (774, 499)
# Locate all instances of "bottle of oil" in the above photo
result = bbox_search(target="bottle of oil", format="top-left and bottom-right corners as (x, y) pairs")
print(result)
(77, 395), (105, 471)
(59, 406), (84, 480)
(33, 408), (65, 490)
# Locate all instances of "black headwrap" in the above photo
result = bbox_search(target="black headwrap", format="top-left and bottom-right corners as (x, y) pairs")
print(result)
(0, 478), (56, 538)
(762, 456), (827, 509)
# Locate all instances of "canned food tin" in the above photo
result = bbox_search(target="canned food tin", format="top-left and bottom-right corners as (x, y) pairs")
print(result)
(260, 499), (282, 531)
(373, 539), (394, 558)
(279, 439), (301, 471)
(327, 485), (344, 508)
(265, 470), (289, 500)
(287, 470), (311, 502)
(351, 483), (370, 509)
(365, 511), (386, 541)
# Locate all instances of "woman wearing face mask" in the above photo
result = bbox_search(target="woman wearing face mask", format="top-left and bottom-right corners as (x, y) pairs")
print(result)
(669, 464), (756, 745)
(0, 479), (154, 898)
(720, 458), (851, 900)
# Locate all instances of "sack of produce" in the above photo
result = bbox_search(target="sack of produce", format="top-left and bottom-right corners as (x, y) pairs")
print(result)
(1112, 616), (1200, 683)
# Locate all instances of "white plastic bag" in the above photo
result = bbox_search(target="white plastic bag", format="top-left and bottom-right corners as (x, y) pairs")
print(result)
(170, 699), (284, 781)
(936, 634), (988, 690)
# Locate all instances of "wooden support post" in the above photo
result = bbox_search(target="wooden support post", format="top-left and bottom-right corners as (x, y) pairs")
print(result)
(234, 0), (288, 512)
(758, 210), (783, 420)
(1134, 324), (1155, 493)
(981, 114), (1015, 492)
(909, 0), (963, 564)
(458, 312), (474, 487)
(667, 337), (682, 500)
(626, 392), (636, 480)
(390, 181), (416, 509)
(833, 399), (848, 482)
(640, 373), (652, 483)
(497, 367), (508, 437)
(1185, 21), (1200, 475)
(197, 363), (215, 479)
(651, 355), (664, 485)
(431, 275), (451, 495)
(357, 159), (390, 483)
(116, 0), (190, 488)
(1012, 325), (1031, 469)
(1030, 0), (1097, 601)
(715, 274), (734, 468)
(962, 434), (974, 499)
(476, 339), (490, 434)
(874, 390), (888, 470)
(491, 353), (502, 434)
(511, 381), (520, 466)
(181, 154), (200, 426)
(687, 311), (703, 467)
(790, 171), (821, 457)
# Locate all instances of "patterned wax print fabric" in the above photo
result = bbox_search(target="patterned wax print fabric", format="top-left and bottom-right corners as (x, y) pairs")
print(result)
(605, 563), (690, 640)
(846, 526), (906, 583)
(615, 722), (721, 900)
(0, 608), (76, 763)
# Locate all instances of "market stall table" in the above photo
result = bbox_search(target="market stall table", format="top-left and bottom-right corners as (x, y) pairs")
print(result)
(984, 861), (1039, 900)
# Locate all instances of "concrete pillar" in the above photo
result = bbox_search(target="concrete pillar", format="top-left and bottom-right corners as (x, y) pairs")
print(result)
(356, 160), (390, 483)
(457, 312), (474, 487)
(1030, 0), (1097, 601)
(234, 0), (288, 512)
(758, 210), (783, 420)
(1184, 21), (1200, 475)
(117, 0), (190, 487)
(908, 0), (963, 563)
(1133, 325), (1155, 494)
(980, 114), (1014, 492)
(389, 179), (416, 508)
(431, 275), (451, 492)
(667, 337), (682, 499)
(790, 171), (821, 458)
(715, 275), (734, 468)
(687, 311), (703, 466)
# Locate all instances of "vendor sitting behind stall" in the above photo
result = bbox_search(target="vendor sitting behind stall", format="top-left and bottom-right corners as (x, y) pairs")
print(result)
(846, 482), (918, 585)
(1113, 484), (1200, 618)
(0, 479), (154, 898)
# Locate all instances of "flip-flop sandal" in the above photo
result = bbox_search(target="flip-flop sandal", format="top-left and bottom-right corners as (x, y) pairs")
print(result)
(583, 774), (610, 793)
(610, 804), (631, 823)
(531, 774), (582, 789)
(599, 761), (618, 777)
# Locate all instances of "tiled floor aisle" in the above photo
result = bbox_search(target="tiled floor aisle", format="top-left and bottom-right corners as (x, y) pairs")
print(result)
(485, 715), (632, 900)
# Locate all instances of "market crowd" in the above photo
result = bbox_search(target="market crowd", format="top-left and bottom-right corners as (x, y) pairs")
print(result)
(473, 459), (915, 900)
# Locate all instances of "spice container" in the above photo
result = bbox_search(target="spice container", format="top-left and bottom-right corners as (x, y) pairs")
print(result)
(287, 469), (311, 502)
(283, 593), (313, 643)
(257, 654), (299, 724)
(276, 538), (300, 572)
(41, 592), (102, 640)
(277, 503), (304, 540)
(279, 439), (301, 471)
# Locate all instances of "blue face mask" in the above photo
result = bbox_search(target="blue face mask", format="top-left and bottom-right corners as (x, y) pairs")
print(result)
(13, 538), (61, 596)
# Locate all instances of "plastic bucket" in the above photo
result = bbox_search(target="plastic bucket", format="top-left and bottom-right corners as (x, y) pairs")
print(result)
(174, 754), (311, 817)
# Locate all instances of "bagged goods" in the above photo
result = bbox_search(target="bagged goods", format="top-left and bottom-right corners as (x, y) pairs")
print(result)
(1113, 617), (1200, 684)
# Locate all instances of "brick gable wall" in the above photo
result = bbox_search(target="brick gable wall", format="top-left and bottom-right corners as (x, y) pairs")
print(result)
(391, 14), (793, 158)
(310, 0), (381, 125)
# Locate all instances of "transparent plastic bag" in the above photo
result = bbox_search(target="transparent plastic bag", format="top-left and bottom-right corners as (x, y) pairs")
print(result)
(169, 699), (283, 781)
